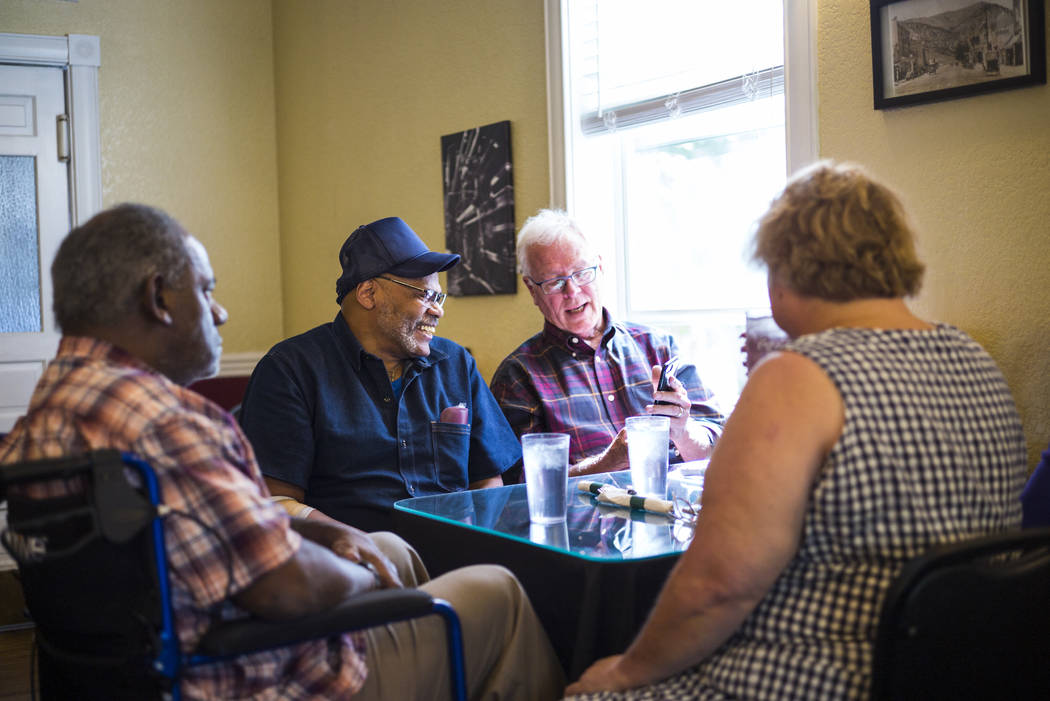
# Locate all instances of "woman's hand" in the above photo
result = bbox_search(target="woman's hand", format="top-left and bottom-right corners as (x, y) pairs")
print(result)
(565, 655), (634, 696)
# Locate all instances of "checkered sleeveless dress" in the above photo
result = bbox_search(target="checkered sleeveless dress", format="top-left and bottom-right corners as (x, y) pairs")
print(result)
(567, 324), (1026, 700)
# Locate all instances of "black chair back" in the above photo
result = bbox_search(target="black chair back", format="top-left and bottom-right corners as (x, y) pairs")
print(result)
(1, 450), (169, 698)
(872, 527), (1050, 700)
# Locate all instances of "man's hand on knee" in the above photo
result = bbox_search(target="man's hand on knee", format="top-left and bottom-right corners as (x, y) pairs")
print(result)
(291, 519), (403, 589)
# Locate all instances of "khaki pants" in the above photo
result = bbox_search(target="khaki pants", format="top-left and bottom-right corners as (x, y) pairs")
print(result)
(360, 534), (565, 701)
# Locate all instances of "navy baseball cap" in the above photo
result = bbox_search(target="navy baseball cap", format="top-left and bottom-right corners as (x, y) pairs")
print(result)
(335, 217), (460, 304)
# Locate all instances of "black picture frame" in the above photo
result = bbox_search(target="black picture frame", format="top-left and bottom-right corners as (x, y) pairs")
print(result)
(871, 0), (1046, 109)
(440, 120), (517, 296)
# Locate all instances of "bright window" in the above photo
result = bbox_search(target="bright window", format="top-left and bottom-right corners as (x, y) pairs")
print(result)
(546, 0), (817, 410)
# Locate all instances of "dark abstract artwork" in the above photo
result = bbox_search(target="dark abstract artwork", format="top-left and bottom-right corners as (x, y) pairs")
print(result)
(441, 120), (516, 296)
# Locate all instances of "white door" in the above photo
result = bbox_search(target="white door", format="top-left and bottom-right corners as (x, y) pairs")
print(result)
(0, 64), (72, 432)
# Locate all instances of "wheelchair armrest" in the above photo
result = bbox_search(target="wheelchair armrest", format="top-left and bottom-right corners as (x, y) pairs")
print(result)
(195, 588), (437, 658)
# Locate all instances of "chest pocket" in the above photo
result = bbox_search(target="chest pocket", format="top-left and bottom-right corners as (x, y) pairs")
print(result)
(430, 421), (471, 491)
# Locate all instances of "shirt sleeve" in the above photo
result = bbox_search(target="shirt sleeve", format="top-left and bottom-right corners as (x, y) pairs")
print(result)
(238, 352), (316, 490)
(489, 357), (549, 439)
(138, 411), (301, 608)
(467, 357), (523, 482)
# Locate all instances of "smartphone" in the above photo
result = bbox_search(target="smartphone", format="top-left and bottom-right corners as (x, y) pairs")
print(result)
(654, 356), (679, 405)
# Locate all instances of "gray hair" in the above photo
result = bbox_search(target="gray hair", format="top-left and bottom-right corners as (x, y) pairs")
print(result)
(515, 209), (593, 278)
(52, 203), (191, 334)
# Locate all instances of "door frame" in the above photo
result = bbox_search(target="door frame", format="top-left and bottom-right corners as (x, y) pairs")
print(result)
(0, 32), (101, 223)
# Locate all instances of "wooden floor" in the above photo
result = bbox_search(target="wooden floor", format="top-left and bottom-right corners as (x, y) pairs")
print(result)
(0, 627), (34, 701)
(0, 570), (34, 701)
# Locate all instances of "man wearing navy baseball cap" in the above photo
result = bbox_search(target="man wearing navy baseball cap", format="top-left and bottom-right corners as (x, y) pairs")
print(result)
(240, 216), (521, 534)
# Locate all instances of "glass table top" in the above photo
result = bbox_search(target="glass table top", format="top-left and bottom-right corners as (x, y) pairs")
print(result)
(394, 465), (706, 562)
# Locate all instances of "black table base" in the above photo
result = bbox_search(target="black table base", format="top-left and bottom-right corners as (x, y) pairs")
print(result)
(395, 509), (678, 678)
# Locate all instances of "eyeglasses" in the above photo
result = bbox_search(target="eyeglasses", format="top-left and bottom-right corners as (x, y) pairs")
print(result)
(526, 265), (599, 295)
(377, 276), (447, 308)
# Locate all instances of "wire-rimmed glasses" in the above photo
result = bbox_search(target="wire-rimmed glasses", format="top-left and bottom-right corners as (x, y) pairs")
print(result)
(377, 276), (447, 308)
(526, 265), (599, 295)
(671, 495), (700, 527)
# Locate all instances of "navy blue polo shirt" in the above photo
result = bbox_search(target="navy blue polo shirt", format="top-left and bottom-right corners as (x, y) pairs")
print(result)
(239, 313), (520, 532)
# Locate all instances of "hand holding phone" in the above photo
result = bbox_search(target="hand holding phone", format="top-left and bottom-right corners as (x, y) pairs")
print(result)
(654, 356), (679, 405)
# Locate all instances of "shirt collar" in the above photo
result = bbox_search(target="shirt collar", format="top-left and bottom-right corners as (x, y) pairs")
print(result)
(332, 311), (446, 372)
(540, 308), (618, 354)
(57, 335), (165, 376)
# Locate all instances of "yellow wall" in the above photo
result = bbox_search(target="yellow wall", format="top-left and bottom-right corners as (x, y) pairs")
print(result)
(271, 0), (546, 372)
(1, 0), (284, 353)
(272, 0), (1049, 466)
(5, 1), (1048, 466)
(818, 2), (1050, 466)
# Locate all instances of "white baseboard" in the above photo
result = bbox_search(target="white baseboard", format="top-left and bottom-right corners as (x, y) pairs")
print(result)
(218, 351), (263, 377)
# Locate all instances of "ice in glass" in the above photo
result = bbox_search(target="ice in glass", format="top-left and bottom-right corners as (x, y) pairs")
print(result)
(626, 415), (671, 499)
(522, 433), (570, 523)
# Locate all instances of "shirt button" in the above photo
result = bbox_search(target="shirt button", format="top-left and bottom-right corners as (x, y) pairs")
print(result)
(571, 337), (579, 343)
(400, 440), (407, 448)
(383, 396), (391, 403)
(607, 394), (615, 402)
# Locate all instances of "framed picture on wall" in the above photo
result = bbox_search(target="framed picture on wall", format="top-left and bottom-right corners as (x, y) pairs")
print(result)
(440, 120), (517, 296)
(871, 0), (1046, 109)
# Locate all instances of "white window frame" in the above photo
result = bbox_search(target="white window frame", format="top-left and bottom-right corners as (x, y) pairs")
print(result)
(544, 0), (819, 208)
(542, 1), (818, 405)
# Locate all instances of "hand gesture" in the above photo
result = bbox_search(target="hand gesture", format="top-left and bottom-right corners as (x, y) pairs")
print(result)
(302, 519), (403, 589)
(565, 655), (633, 695)
(647, 364), (691, 437)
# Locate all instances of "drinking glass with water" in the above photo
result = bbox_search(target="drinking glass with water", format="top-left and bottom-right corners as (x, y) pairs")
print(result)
(522, 433), (570, 523)
(626, 415), (671, 499)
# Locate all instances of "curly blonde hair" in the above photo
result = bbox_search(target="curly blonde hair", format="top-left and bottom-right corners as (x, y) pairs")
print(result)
(752, 161), (925, 301)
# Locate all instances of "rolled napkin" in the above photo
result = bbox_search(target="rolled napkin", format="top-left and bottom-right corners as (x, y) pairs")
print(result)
(577, 481), (674, 515)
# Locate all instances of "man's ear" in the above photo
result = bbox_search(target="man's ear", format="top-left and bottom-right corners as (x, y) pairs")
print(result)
(355, 279), (377, 310)
(524, 277), (543, 308)
(143, 273), (175, 326)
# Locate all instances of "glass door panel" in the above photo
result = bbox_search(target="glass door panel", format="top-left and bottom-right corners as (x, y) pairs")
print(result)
(0, 155), (41, 333)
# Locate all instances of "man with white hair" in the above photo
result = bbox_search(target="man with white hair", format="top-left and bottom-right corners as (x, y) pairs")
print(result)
(491, 209), (724, 477)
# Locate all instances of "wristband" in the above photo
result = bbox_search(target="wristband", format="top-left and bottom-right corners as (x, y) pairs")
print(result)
(269, 495), (314, 519)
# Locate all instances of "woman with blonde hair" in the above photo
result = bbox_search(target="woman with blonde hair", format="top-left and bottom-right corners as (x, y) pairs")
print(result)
(566, 161), (1027, 699)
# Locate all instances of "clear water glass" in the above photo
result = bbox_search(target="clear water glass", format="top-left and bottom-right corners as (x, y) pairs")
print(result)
(626, 415), (671, 499)
(522, 433), (570, 523)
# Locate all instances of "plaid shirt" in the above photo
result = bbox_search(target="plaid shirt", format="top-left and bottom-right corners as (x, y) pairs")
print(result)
(0, 337), (367, 699)
(490, 312), (724, 466)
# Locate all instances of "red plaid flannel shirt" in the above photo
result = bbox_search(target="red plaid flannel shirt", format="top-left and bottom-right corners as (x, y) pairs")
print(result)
(490, 313), (723, 467)
(0, 337), (367, 699)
